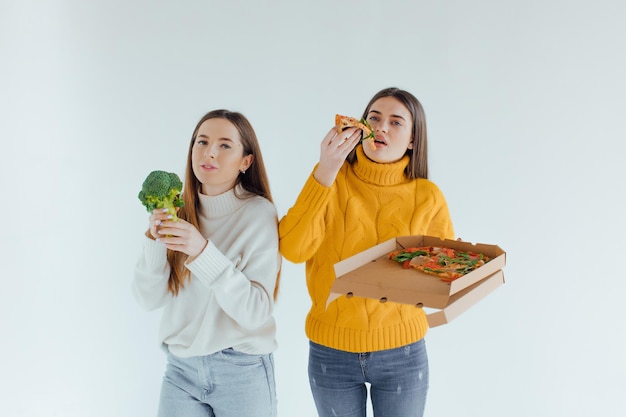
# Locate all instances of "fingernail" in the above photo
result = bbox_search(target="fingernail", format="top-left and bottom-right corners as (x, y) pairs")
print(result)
(155, 238), (161, 242)
(162, 208), (169, 213)
(155, 220), (161, 226)
(166, 214), (173, 219)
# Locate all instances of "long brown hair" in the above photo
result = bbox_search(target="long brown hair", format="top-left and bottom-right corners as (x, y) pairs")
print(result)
(166, 109), (279, 297)
(347, 87), (429, 179)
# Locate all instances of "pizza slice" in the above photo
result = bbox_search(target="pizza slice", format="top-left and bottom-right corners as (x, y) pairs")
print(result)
(335, 114), (376, 150)
(388, 246), (490, 282)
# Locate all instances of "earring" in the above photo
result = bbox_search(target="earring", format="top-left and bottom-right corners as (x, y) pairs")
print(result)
(240, 170), (246, 174)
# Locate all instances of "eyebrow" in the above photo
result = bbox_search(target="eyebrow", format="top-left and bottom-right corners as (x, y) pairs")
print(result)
(197, 134), (235, 143)
(368, 110), (407, 121)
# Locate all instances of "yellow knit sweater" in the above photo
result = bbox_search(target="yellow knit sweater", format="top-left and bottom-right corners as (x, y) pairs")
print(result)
(279, 146), (454, 353)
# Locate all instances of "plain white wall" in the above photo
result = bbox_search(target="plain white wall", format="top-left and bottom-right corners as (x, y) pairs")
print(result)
(2, 0), (625, 416)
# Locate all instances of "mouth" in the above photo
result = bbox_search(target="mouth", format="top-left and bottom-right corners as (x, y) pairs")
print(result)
(201, 163), (217, 171)
(373, 135), (387, 147)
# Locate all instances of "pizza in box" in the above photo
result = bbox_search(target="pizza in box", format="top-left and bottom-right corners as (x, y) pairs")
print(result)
(388, 246), (490, 282)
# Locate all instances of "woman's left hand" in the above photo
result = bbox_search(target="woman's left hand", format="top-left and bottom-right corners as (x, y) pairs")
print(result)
(155, 218), (208, 258)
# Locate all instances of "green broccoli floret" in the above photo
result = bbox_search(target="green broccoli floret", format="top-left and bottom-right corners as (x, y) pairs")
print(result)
(138, 170), (185, 220)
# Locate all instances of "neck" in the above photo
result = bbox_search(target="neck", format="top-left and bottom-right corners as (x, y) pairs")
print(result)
(201, 180), (238, 196)
(351, 145), (410, 186)
(198, 185), (248, 217)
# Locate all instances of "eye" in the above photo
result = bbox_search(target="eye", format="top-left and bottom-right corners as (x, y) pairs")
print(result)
(368, 115), (379, 122)
(392, 120), (403, 126)
(196, 139), (208, 145)
(220, 143), (232, 149)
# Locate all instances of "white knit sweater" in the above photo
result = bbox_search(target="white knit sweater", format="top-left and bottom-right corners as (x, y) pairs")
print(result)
(132, 186), (281, 357)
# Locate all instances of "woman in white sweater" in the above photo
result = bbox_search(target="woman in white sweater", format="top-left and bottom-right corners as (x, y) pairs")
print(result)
(133, 109), (281, 417)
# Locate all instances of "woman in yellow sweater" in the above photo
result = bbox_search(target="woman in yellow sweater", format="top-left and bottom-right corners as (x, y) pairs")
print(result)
(279, 87), (455, 417)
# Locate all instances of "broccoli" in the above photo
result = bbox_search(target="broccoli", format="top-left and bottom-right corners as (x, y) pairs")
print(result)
(138, 170), (185, 220)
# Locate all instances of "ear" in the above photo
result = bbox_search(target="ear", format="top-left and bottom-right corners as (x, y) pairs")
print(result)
(240, 154), (254, 172)
(407, 141), (414, 150)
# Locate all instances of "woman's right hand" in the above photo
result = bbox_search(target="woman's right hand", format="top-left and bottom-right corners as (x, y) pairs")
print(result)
(146, 209), (208, 258)
(147, 209), (175, 240)
(313, 126), (362, 187)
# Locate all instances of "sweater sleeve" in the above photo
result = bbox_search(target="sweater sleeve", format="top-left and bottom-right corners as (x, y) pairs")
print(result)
(132, 236), (173, 311)
(423, 181), (455, 240)
(278, 170), (333, 263)
(185, 200), (280, 330)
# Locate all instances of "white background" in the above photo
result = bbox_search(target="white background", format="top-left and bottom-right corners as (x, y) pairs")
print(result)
(2, 1), (625, 416)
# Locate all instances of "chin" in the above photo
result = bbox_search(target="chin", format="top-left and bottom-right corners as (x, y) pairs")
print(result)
(364, 148), (398, 164)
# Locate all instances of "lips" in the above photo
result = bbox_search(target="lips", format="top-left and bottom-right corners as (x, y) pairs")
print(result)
(374, 135), (387, 146)
(201, 163), (217, 171)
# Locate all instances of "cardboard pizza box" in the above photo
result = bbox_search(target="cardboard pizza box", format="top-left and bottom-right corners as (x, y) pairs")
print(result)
(423, 270), (504, 327)
(329, 235), (506, 327)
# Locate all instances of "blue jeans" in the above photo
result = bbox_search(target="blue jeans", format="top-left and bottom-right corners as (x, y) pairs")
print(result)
(308, 339), (429, 417)
(157, 348), (277, 417)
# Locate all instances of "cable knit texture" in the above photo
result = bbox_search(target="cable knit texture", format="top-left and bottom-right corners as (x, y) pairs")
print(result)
(279, 146), (454, 353)
(133, 185), (281, 357)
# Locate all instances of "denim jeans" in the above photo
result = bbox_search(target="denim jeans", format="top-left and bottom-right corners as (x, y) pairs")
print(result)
(308, 339), (429, 417)
(157, 348), (277, 417)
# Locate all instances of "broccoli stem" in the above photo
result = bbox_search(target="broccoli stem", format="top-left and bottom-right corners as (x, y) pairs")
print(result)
(159, 202), (179, 221)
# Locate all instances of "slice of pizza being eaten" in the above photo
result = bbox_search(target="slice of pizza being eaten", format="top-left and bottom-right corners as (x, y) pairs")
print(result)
(335, 114), (376, 150)
(387, 246), (490, 282)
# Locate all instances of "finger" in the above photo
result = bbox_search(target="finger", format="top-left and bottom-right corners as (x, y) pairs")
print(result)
(150, 211), (174, 225)
(157, 222), (185, 238)
(152, 208), (172, 215)
(330, 128), (357, 148)
(149, 218), (164, 239)
(333, 129), (361, 151)
(151, 216), (172, 230)
(344, 129), (362, 144)
(149, 223), (158, 239)
(328, 126), (358, 146)
(322, 127), (338, 146)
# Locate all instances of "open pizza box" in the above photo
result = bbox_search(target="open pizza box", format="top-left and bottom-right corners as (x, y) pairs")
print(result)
(328, 235), (506, 327)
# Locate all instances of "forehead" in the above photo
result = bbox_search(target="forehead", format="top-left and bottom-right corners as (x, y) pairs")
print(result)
(369, 96), (412, 121)
(197, 118), (241, 142)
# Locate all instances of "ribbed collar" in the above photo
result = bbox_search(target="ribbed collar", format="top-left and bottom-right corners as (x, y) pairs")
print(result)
(351, 145), (410, 186)
(198, 184), (249, 218)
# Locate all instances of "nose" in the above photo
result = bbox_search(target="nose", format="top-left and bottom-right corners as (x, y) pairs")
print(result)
(374, 119), (388, 133)
(204, 143), (216, 158)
